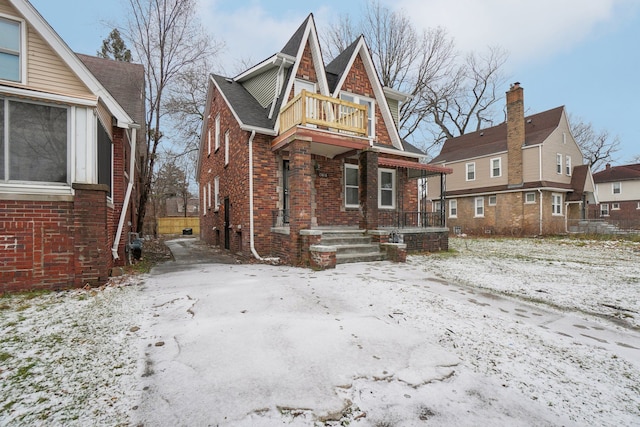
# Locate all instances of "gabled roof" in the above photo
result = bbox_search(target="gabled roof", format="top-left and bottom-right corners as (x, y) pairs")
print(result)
(431, 106), (565, 164)
(210, 74), (279, 133)
(566, 164), (592, 201)
(325, 36), (361, 93)
(592, 163), (640, 183)
(7, 0), (134, 127)
(77, 54), (145, 128)
(281, 15), (312, 57)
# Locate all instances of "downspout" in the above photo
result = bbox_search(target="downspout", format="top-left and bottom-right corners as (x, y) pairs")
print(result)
(538, 189), (543, 235)
(248, 130), (263, 260)
(112, 125), (138, 260)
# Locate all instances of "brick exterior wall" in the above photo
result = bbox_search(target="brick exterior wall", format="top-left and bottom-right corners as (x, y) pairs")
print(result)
(446, 191), (566, 236)
(1, 184), (113, 293)
(588, 200), (640, 229)
(359, 150), (379, 229)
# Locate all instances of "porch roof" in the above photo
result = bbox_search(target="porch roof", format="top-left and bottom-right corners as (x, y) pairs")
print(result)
(378, 157), (453, 176)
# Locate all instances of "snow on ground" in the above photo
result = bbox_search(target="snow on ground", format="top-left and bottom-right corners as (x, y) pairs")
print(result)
(1, 236), (639, 426)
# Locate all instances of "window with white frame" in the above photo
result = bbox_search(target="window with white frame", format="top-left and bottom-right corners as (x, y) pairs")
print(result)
(0, 17), (23, 83)
(1, 97), (68, 183)
(340, 92), (375, 138)
(207, 181), (211, 209)
(475, 197), (484, 217)
(552, 193), (562, 215)
(202, 185), (207, 216)
(207, 127), (211, 155)
(344, 164), (359, 208)
(224, 130), (229, 166)
(433, 200), (441, 213)
(378, 168), (395, 209)
(556, 154), (562, 174)
(214, 176), (220, 210)
(488, 195), (497, 206)
(214, 114), (220, 151)
(636, 201), (640, 210)
(466, 162), (475, 181)
(449, 199), (457, 218)
(600, 203), (609, 216)
(612, 182), (621, 194)
(490, 158), (501, 178)
(565, 155), (571, 175)
(525, 192), (536, 203)
(612, 202), (620, 210)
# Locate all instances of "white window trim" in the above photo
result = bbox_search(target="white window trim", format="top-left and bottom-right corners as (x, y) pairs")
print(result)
(449, 199), (457, 218)
(525, 192), (536, 204)
(202, 186), (207, 216)
(612, 202), (620, 210)
(636, 202), (640, 210)
(552, 193), (563, 216)
(466, 162), (476, 181)
(214, 114), (220, 151)
(340, 91), (375, 139)
(344, 163), (359, 208)
(556, 154), (562, 174)
(600, 203), (609, 216)
(224, 130), (229, 166)
(207, 181), (211, 209)
(565, 155), (571, 176)
(214, 176), (220, 211)
(612, 182), (621, 194)
(488, 195), (497, 206)
(207, 127), (211, 155)
(0, 14), (27, 84)
(378, 168), (396, 209)
(490, 158), (501, 178)
(474, 196), (484, 218)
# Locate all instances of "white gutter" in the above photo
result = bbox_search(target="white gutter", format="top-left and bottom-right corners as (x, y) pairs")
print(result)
(112, 125), (139, 260)
(248, 130), (263, 260)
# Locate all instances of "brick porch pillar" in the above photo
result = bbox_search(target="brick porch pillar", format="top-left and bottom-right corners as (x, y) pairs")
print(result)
(359, 149), (378, 230)
(289, 138), (313, 263)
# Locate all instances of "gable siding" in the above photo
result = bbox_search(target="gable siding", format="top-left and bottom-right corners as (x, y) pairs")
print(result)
(243, 67), (278, 108)
(596, 179), (640, 203)
(340, 54), (392, 146)
(386, 97), (399, 125)
(0, 0), (93, 99)
(522, 145), (541, 182)
(540, 112), (583, 183)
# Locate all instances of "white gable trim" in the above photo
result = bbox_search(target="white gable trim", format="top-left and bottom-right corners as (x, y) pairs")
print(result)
(8, 0), (134, 127)
(331, 37), (404, 151)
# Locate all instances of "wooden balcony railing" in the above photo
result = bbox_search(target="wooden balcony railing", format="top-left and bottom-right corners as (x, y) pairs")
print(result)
(279, 90), (368, 136)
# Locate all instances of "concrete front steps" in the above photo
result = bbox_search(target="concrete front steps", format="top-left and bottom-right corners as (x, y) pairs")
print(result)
(319, 229), (386, 264)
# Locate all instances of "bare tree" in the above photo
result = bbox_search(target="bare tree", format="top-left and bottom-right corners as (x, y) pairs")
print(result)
(569, 115), (620, 172)
(123, 0), (216, 234)
(322, 0), (508, 156)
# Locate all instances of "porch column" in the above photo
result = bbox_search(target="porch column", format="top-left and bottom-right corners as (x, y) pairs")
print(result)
(289, 138), (313, 262)
(359, 149), (378, 230)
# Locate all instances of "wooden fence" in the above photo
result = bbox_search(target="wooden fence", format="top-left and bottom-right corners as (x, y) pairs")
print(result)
(157, 217), (200, 235)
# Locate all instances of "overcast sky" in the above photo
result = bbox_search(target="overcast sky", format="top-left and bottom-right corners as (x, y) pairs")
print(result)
(30, 0), (640, 165)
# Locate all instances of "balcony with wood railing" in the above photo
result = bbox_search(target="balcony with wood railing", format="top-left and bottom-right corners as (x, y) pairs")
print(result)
(279, 90), (368, 137)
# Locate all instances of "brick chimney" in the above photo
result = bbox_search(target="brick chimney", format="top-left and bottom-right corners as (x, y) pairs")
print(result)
(506, 82), (524, 187)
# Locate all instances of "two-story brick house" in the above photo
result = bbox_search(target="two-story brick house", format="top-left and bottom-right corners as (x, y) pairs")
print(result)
(590, 163), (640, 230)
(198, 14), (451, 268)
(0, 0), (145, 292)
(428, 83), (596, 236)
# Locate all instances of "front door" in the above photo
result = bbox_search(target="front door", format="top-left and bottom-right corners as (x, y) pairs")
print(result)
(283, 160), (290, 224)
(224, 197), (230, 249)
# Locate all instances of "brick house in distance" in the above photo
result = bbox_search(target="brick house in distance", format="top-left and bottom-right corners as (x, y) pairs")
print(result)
(428, 83), (596, 236)
(198, 14), (451, 268)
(590, 163), (640, 230)
(0, 0), (145, 292)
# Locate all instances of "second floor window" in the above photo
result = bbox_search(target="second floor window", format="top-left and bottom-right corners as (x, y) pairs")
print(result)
(612, 182), (621, 194)
(556, 154), (562, 174)
(491, 158), (501, 178)
(565, 155), (571, 176)
(0, 17), (22, 82)
(466, 162), (475, 181)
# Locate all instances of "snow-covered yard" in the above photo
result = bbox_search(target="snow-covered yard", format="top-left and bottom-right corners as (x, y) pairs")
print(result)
(1, 237), (639, 426)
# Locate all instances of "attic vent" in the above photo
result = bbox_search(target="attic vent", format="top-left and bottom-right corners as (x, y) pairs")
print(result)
(527, 119), (532, 124)
(480, 132), (484, 136)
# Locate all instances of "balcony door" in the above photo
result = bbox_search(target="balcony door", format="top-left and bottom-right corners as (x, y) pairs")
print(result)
(295, 79), (317, 126)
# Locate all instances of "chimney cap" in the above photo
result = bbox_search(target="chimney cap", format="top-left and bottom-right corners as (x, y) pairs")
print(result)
(511, 82), (521, 89)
